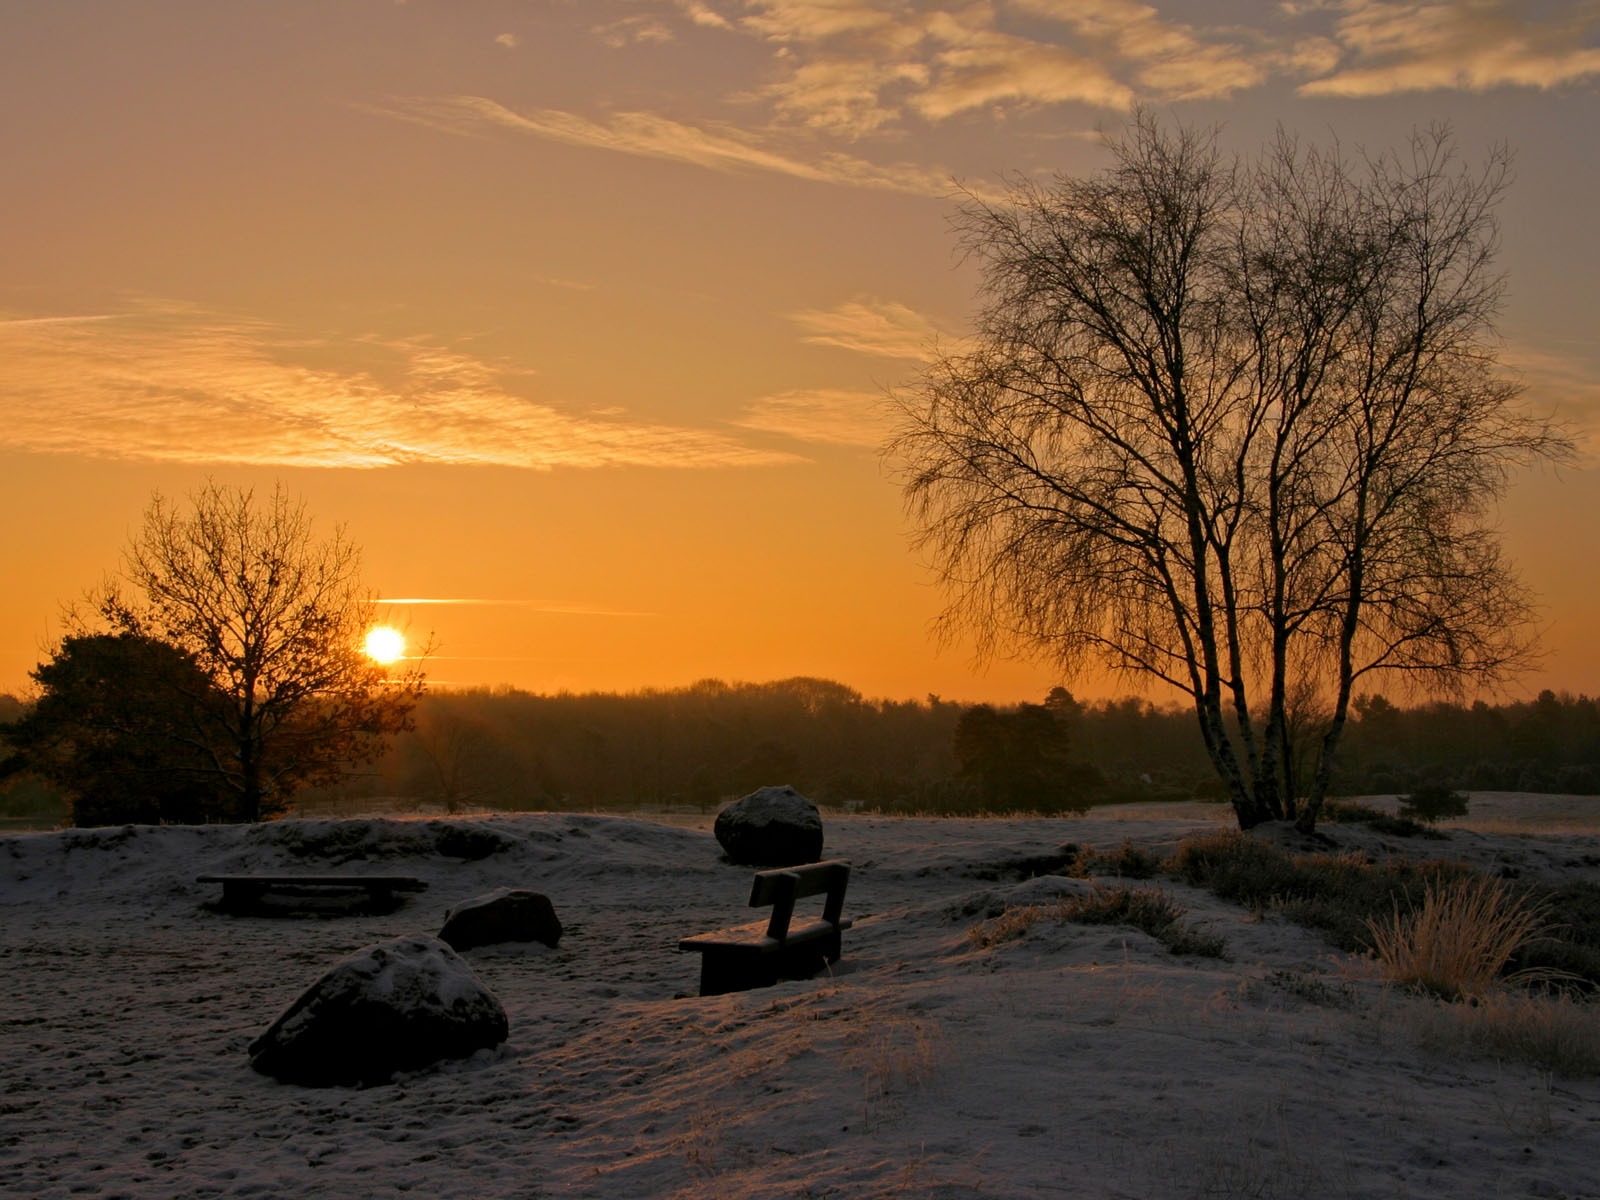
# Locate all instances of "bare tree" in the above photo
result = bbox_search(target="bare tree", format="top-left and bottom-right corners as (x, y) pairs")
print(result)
(411, 703), (491, 813)
(892, 114), (1570, 831)
(89, 482), (424, 821)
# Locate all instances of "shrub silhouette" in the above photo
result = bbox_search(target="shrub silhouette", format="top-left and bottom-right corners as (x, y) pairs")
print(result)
(9, 633), (232, 825)
(1398, 784), (1471, 824)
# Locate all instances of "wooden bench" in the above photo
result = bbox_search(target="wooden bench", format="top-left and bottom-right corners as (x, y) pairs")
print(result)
(196, 874), (428, 915)
(679, 860), (852, 996)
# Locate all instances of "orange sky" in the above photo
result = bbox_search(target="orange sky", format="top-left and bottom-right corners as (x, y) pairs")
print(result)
(2, 2), (1597, 705)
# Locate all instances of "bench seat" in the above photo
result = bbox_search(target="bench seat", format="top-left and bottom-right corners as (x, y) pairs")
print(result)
(196, 873), (427, 915)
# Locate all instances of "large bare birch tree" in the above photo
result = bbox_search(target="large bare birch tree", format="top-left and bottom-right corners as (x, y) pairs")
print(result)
(892, 114), (1570, 831)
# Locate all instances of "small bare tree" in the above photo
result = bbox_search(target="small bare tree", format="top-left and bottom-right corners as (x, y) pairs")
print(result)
(411, 702), (491, 813)
(892, 114), (1570, 831)
(90, 482), (423, 821)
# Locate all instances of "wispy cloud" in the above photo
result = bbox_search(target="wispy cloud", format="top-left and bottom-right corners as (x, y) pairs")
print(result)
(652, 1), (1600, 141)
(733, 388), (895, 446)
(1017, 0), (1270, 98)
(593, 15), (676, 48)
(368, 95), (955, 196)
(0, 313), (124, 327)
(380, 598), (657, 616)
(912, 28), (1137, 119)
(789, 298), (947, 360)
(365, 3), (1600, 214)
(0, 303), (796, 471)
(533, 274), (598, 293)
(362, 3), (1277, 194)
(676, 0), (734, 32)
(1503, 340), (1600, 455)
(759, 53), (935, 136)
(1299, 0), (1600, 97)
(736, 0), (1263, 136)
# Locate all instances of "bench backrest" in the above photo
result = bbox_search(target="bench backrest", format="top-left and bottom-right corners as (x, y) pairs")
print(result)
(748, 860), (849, 942)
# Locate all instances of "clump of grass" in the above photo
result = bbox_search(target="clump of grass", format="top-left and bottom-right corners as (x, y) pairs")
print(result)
(1284, 855), (1477, 951)
(1067, 884), (1200, 943)
(1510, 880), (1600, 993)
(1166, 830), (1303, 904)
(1365, 875), (1547, 1001)
(969, 884), (1226, 958)
(852, 1015), (947, 1127)
(1509, 938), (1600, 994)
(676, 1107), (724, 1171)
(1166, 829), (1475, 952)
(1264, 968), (1359, 1009)
(968, 903), (1054, 947)
(1169, 830), (1600, 995)
(1074, 839), (1165, 880)
(1321, 798), (1444, 839)
(1410, 992), (1600, 1077)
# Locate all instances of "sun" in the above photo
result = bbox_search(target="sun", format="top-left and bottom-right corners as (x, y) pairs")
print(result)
(363, 625), (407, 665)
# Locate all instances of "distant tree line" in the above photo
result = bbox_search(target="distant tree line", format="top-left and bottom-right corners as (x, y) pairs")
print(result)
(1332, 690), (1600, 796)
(6, 677), (1599, 826)
(320, 684), (1600, 814)
(357, 677), (968, 815)
(340, 679), (1238, 816)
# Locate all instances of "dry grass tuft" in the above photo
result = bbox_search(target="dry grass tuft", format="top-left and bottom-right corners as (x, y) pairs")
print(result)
(968, 885), (1227, 958)
(1074, 838), (1166, 879)
(968, 902), (1060, 949)
(675, 1106), (725, 1171)
(1365, 875), (1546, 1001)
(850, 1016), (948, 1130)
(1410, 991), (1600, 1077)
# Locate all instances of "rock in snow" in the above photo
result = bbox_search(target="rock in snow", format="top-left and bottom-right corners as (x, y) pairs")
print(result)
(713, 784), (824, 866)
(439, 888), (563, 951)
(248, 934), (509, 1087)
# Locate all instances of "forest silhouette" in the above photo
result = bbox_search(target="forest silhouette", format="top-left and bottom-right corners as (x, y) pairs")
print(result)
(9, 678), (1598, 825)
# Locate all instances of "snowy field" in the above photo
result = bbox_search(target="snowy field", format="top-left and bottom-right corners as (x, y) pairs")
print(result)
(3, 798), (1599, 1199)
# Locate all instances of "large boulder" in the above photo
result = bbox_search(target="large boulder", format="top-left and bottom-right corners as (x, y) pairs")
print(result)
(714, 785), (824, 866)
(439, 888), (563, 951)
(248, 934), (508, 1087)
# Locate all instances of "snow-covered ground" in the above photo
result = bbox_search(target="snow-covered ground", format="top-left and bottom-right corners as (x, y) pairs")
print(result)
(3, 800), (1598, 1199)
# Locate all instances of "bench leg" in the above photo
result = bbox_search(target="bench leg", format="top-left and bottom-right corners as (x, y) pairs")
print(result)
(698, 951), (779, 997)
(218, 881), (265, 913)
(774, 936), (840, 984)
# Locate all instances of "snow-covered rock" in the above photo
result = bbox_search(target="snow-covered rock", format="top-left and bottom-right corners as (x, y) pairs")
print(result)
(713, 784), (823, 866)
(439, 888), (563, 950)
(248, 934), (508, 1087)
